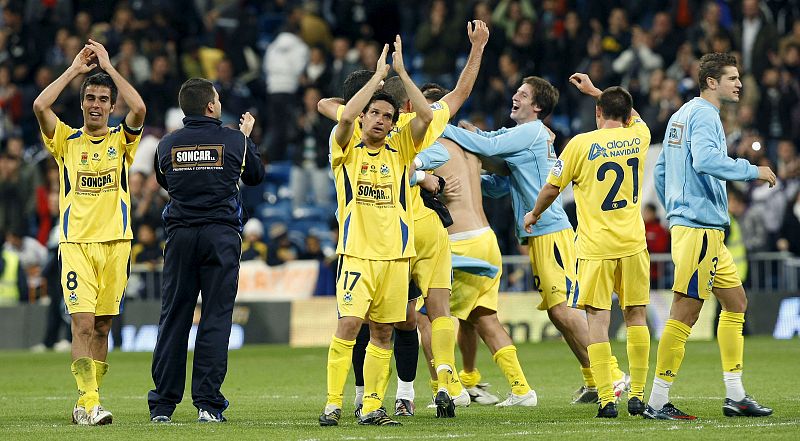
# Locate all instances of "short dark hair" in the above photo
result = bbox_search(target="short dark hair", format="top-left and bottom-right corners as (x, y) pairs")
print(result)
(382, 76), (408, 107)
(522, 76), (558, 119)
(342, 70), (375, 102)
(80, 73), (117, 104)
(364, 91), (399, 124)
(421, 82), (449, 102)
(179, 78), (215, 116)
(698, 52), (738, 91)
(597, 86), (633, 122)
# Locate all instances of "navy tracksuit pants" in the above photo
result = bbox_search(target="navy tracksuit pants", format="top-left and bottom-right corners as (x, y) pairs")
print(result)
(148, 223), (241, 417)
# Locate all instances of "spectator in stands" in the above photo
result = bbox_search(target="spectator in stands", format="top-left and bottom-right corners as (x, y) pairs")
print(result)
(111, 38), (150, 84)
(686, 1), (731, 57)
(301, 46), (331, 92)
(733, 0), (778, 78)
(612, 25), (664, 97)
(415, 0), (463, 87)
(266, 223), (299, 266)
(241, 218), (267, 262)
(290, 86), (334, 210)
(34, 159), (59, 245)
(491, 0), (535, 40)
(264, 19), (308, 161)
(557, 11), (591, 82)
(31, 226), (72, 352)
(326, 37), (359, 98)
(0, 149), (31, 235)
(130, 172), (166, 231)
(776, 139), (800, 182)
(0, 229), (27, 305)
(757, 67), (799, 148)
(643, 203), (670, 283)
(131, 223), (163, 268)
(650, 11), (682, 67)
(601, 8), (631, 62)
(213, 57), (253, 124)
(4, 225), (47, 295)
(300, 234), (325, 261)
(776, 190), (800, 255)
(642, 74), (683, 141)
(140, 54), (180, 130)
(728, 185), (768, 254)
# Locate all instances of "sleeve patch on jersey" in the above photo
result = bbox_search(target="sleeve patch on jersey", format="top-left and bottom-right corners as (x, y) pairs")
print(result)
(429, 102), (443, 110)
(667, 122), (684, 147)
(551, 159), (564, 177)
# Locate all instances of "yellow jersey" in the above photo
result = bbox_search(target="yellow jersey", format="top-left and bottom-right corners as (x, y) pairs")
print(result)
(331, 122), (423, 260)
(43, 118), (141, 243)
(547, 118), (650, 259)
(337, 101), (451, 221)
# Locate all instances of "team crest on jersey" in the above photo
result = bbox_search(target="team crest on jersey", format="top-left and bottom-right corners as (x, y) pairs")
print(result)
(588, 143), (608, 161)
(92, 152), (101, 161)
(380, 164), (390, 176)
(360, 162), (369, 175)
(107, 146), (117, 159)
(343, 292), (352, 304)
(69, 292), (78, 305)
(80, 152), (88, 165)
(551, 159), (564, 177)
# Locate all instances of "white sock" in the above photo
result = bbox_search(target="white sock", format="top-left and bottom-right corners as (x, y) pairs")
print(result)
(354, 385), (365, 407)
(723, 372), (746, 401)
(324, 403), (339, 413)
(648, 378), (672, 410)
(396, 378), (415, 401)
(436, 364), (452, 374)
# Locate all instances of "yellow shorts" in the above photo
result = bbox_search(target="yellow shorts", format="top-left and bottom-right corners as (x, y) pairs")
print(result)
(528, 229), (577, 311)
(410, 213), (452, 295)
(59, 240), (131, 315)
(337, 255), (410, 323)
(576, 249), (650, 310)
(671, 226), (741, 300)
(450, 229), (502, 320)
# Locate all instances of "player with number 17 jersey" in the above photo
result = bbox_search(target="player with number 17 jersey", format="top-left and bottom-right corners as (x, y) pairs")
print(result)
(548, 117), (650, 259)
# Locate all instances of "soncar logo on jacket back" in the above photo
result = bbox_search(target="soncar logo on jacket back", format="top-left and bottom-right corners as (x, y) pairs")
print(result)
(171, 145), (225, 170)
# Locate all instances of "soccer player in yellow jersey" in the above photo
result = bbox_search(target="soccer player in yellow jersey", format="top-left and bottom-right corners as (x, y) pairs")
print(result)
(525, 73), (651, 418)
(319, 21), (490, 419)
(32, 40), (146, 425)
(319, 37), (432, 427)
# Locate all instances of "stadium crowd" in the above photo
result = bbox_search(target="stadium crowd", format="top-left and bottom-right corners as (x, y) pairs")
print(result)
(1, 0), (800, 305)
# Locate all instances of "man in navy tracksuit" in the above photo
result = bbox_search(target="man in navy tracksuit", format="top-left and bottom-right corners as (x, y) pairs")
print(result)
(148, 78), (265, 423)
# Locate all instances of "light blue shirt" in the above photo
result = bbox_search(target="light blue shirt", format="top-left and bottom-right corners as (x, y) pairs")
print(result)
(442, 123), (572, 240)
(451, 254), (499, 278)
(409, 141), (450, 185)
(655, 97), (759, 230)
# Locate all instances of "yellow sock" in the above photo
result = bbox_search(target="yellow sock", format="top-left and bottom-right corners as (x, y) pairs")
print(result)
(655, 319), (692, 383)
(626, 326), (650, 401)
(459, 369), (481, 389)
(581, 367), (596, 388)
(610, 355), (624, 382)
(325, 336), (355, 408)
(493, 345), (531, 395)
(362, 343), (392, 414)
(94, 360), (109, 390)
(71, 357), (99, 410)
(588, 342), (615, 405)
(431, 317), (461, 396)
(718, 311), (745, 373)
(429, 379), (439, 397)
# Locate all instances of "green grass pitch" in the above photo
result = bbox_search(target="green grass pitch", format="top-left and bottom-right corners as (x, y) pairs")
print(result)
(1, 337), (798, 440)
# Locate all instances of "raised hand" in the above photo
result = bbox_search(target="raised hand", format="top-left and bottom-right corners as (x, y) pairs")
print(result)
(392, 35), (406, 75)
(86, 39), (113, 71)
(376, 43), (390, 78)
(569, 72), (601, 98)
(239, 111), (255, 137)
(468, 20), (490, 50)
(71, 47), (97, 74)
